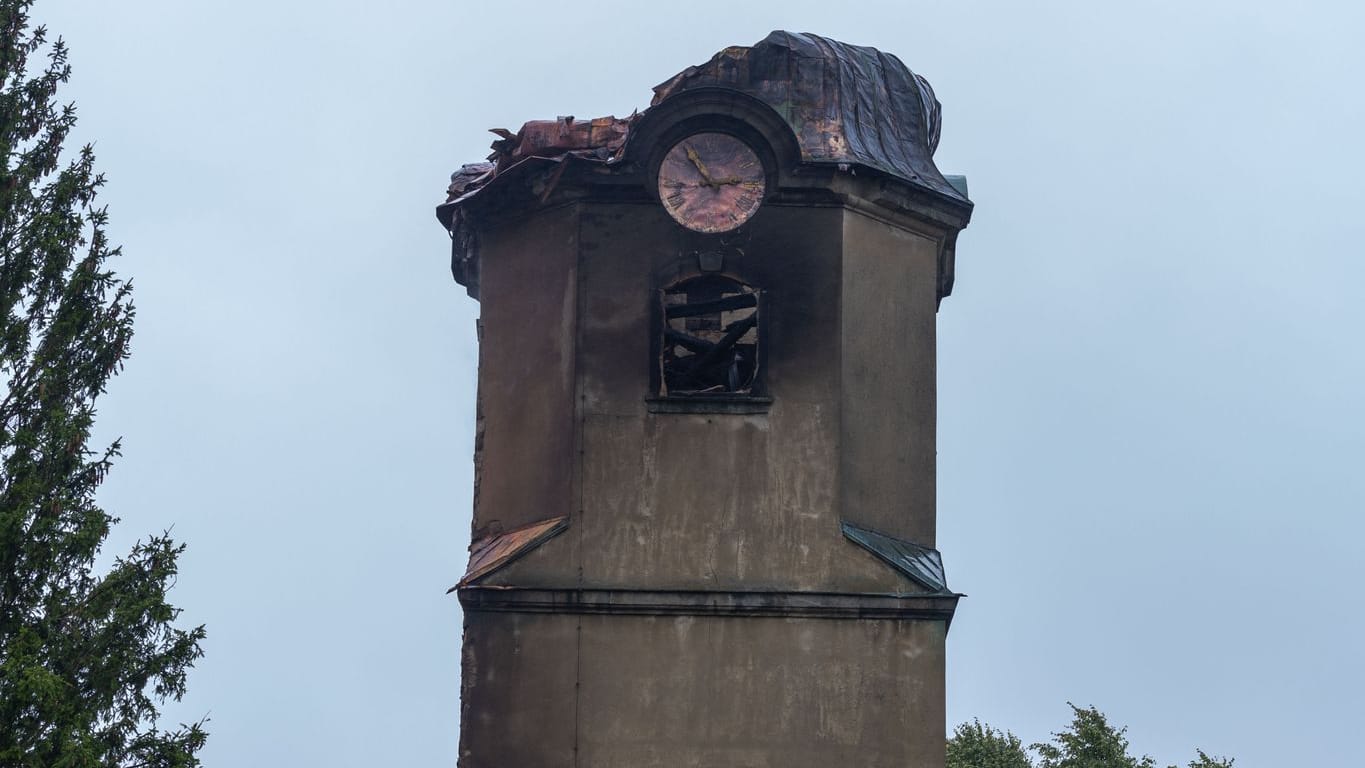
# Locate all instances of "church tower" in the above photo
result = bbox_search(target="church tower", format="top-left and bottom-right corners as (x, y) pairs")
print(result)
(436, 32), (973, 768)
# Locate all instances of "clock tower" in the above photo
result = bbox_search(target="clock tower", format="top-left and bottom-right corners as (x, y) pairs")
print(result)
(436, 31), (973, 768)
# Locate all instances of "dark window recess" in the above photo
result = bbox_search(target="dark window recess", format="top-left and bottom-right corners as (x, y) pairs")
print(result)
(658, 275), (763, 396)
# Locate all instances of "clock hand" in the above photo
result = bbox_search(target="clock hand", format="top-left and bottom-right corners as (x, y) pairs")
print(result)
(684, 145), (716, 186)
(708, 175), (765, 188)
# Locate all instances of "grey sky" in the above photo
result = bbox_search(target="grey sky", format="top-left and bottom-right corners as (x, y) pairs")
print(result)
(35, 0), (1364, 765)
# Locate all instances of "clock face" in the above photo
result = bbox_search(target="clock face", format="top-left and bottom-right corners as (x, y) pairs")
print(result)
(657, 132), (766, 234)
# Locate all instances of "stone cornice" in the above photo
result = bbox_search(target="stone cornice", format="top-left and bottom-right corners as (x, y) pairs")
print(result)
(458, 586), (960, 625)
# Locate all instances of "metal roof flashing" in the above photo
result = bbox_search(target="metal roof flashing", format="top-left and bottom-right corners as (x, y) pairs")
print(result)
(450, 516), (568, 592)
(841, 520), (956, 596)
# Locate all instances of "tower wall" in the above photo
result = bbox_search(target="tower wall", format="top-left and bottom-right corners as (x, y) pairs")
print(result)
(460, 612), (947, 768)
(840, 210), (943, 547)
(472, 201), (943, 594)
(441, 32), (972, 768)
(473, 205), (579, 539)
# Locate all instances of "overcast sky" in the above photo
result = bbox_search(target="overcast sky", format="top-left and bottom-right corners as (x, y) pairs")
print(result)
(34, 1), (1364, 765)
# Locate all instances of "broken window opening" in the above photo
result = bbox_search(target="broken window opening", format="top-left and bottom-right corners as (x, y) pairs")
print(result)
(658, 275), (763, 397)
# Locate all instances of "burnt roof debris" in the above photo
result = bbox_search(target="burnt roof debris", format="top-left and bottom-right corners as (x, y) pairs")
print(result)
(488, 114), (634, 171)
(435, 31), (970, 294)
(436, 113), (636, 233)
(651, 31), (964, 202)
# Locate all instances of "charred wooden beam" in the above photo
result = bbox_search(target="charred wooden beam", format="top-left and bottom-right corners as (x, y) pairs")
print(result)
(663, 328), (716, 355)
(689, 313), (758, 372)
(664, 293), (757, 319)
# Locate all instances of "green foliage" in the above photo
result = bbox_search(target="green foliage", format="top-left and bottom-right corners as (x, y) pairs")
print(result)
(947, 719), (1034, 768)
(949, 705), (1235, 768)
(0, 2), (205, 765)
(1033, 704), (1156, 768)
(1183, 750), (1234, 768)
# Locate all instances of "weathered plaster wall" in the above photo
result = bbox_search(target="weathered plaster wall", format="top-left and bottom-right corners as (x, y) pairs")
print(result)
(462, 193), (954, 768)
(460, 611), (947, 768)
(839, 209), (942, 547)
(479, 201), (928, 592)
(458, 612), (578, 767)
(473, 206), (579, 539)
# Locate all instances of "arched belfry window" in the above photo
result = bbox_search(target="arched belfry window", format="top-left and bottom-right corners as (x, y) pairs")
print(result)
(656, 274), (764, 398)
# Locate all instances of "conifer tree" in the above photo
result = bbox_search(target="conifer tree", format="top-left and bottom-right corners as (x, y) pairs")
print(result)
(0, 2), (206, 765)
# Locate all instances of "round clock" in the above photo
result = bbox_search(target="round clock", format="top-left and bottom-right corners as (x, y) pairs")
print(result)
(657, 132), (766, 234)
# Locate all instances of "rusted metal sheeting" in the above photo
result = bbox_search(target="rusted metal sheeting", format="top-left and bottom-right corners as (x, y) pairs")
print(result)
(841, 521), (952, 595)
(653, 31), (965, 203)
(452, 516), (568, 590)
(435, 32), (971, 298)
(488, 114), (632, 170)
(437, 31), (966, 225)
(439, 114), (633, 215)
